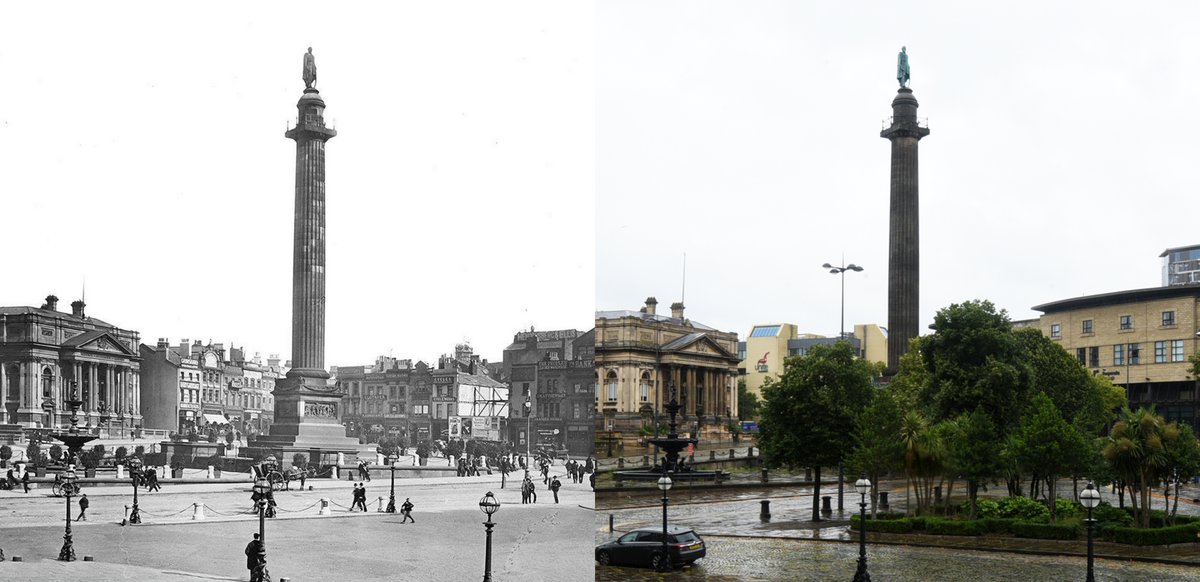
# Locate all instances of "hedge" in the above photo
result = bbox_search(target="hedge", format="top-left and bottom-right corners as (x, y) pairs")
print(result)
(850, 515), (915, 534)
(975, 517), (1017, 535)
(1010, 521), (1080, 540)
(925, 517), (983, 536)
(1109, 523), (1200, 546)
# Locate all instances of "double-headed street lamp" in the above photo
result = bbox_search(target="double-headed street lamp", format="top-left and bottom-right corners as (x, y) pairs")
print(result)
(824, 261), (863, 513)
(657, 472), (673, 572)
(386, 452), (398, 513)
(479, 491), (500, 582)
(126, 456), (143, 525)
(853, 473), (872, 582)
(58, 466), (79, 561)
(252, 476), (272, 582)
(1081, 482), (1101, 582)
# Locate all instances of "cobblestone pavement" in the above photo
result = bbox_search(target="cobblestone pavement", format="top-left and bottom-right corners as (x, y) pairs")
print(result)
(594, 536), (1200, 581)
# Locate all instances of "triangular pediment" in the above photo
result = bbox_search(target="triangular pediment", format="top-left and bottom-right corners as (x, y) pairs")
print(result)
(64, 330), (135, 355)
(661, 333), (734, 358)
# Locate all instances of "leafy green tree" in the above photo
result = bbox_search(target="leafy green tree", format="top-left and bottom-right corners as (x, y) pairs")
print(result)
(1102, 407), (1174, 528)
(885, 343), (927, 413)
(899, 410), (942, 516)
(1009, 393), (1089, 522)
(1161, 423), (1200, 524)
(758, 342), (878, 521)
(942, 407), (1003, 519)
(847, 390), (904, 516)
(1014, 328), (1109, 434)
(736, 378), (761, 420)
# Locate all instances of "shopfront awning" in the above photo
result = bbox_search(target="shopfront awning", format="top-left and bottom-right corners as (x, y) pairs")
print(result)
(202, 414), (229, 425)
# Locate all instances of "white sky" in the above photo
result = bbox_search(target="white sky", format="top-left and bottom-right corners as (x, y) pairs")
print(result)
(597, 1), (1200, 339)
(0, 2), (594, 367)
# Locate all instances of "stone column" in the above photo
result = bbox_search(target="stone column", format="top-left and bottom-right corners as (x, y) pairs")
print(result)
(89, 363), (98, 413)
(0, 363), (6, 423)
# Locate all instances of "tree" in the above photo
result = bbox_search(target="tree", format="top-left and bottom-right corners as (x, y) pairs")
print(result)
(847, 390), (905, 516)
(1161, 423), (1200, 524)
(1103, 408), (1173, 528)
(736, 378), (761, 420)
(899, 410), (942, 516)
(942, 407), (1003, 519)
(1014, 328), (1109, 435)
(1009, 393), (1088, 522)
(758, 342), (878, 521)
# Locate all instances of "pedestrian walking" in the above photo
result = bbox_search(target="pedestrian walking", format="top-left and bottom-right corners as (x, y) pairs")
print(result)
(76, 494), (89, 521)
(147, 467), (161, 492)
(400, 498), (415, 523)
(298, 468), (307, 490)
(21, 470), (30, 494)
(550, 476), (561, 504)
(353, 483), (368, 512)
(245, 533), (265, 582)
(528, 478), (537, 503)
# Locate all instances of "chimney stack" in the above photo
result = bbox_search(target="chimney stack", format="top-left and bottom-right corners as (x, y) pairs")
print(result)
(42, 295), (60, 311)
(157, 338), (170, 350)
(644, 297), (658, 315)
(180, 339), (191, 358)
(670, 302), (685, 320)
(70, 299), (86, 318)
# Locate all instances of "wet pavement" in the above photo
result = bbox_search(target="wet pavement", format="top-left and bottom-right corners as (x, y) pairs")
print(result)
(594, 535), (1200, 581)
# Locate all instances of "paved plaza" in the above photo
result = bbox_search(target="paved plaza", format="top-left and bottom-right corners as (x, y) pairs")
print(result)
(0, 461), (594, 581)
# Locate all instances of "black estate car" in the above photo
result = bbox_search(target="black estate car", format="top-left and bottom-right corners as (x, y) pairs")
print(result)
(595, 525), (706, 569)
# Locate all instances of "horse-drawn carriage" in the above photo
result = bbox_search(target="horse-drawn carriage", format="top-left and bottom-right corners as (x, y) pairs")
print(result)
(252, 456), (307, 491)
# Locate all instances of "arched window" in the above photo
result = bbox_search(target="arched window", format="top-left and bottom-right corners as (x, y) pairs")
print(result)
(605, 371), (618, 402)
(639, 372), (650, 402)
(42, 367), (54, 399)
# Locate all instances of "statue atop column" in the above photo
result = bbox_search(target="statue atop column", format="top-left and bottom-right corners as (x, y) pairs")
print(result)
(303, 47), (317, 89)
(897, 46), (910, 88)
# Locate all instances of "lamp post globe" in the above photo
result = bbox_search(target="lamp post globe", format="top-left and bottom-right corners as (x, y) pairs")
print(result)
(58, 466), (78, 561)
(853, 472), (871, 582)
(657, 472), (673, 571)
(1081, 482), (1101, 582)
(480, 491), (500, 582)
(126, 456), (143, 524)
(386, 452), (398, 513)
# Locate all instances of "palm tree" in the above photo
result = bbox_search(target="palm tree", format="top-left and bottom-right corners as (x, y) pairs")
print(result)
(900, 411), (942, 515)
(1102, 408), (1170, 528)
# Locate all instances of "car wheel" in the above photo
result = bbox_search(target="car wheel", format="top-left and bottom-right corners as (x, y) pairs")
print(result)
(597, 551), (611, 566)
(650, 552), (670, 570)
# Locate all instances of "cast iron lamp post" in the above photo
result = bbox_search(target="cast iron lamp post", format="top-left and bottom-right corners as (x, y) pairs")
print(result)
(824, 261), (863, 513)
(479, 491), (500, 582)
(253, 476), (272, 582)
(524, 398), (533, 469)
(58, 466), (78, 561)
(126, 455), (143, 524)
(1081, 481), (1101, 582)
(657, 472), (673, 571)
(386, 452), (397, 513)
(852, 472), (872, 582)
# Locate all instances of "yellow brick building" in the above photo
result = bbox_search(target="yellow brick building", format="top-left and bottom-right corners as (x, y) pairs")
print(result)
(1033, 284), (1200, 431)
(737, 323), (887, 402)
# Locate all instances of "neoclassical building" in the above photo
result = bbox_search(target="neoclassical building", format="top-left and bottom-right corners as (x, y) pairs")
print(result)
(0, 295), (142, 431)
(595, 297), (740, 437)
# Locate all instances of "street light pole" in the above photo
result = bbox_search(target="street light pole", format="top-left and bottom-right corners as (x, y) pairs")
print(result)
(823, 261), (863, 514)
(853, 473), (872, 582)
(386, 452), (397, 513)
(253, 477), (272, 582)
(58, 466), (78, 562)
(127, 456), (143, 525)
(1081, 482), (1101, 582)
(657, 472), (673, 572)
(479, 491), (500, 582)
(525, 398), (532, 470)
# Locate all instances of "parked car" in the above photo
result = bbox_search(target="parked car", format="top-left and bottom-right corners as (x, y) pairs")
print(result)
(595, 525), (706, 569)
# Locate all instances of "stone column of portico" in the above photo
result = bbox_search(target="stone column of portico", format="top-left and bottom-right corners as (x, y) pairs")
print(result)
(881, 86), (930, 375)
(0, 363), (6, 424)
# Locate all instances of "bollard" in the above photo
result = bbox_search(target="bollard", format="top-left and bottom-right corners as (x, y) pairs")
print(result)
(207, 465), (214, 479)
(116, 465), (125, 480)
(609, 514), (614, 532)
(319, 498), (331, 515)
(332, 466), (339, 480)
(805, 467), (812, 481)
(879, 491), (890, 512)
(642, 455), (650, 467)
(614, 476), (624, 488)
(760, 500), (771, 521)
(729, 448), (735, 459)
(760, 467), (769, 483)
(337, 452), (346, 466)
(821, 496), (832, 517)
(377, 497), (384, 512)
(748, 446), (755, 457)
(123, 505), (130, 526)
(192, 502), (205, 520)
(617, 458), (624, 469)
(709, 450), (716, 461)
(83, 556), (93, 562)
(376, 453), (384, 466)
(934, 485), (942, 505)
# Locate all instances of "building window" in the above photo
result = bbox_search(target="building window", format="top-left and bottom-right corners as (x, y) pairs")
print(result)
(1119, 315), (1132, 330)
(1172, 340), (1185, 362)
(1050, 324), (1061, 338)
(1129, 343), (1141, 365)
(1162, 311), (1176, 327)
(1089, 346), (1100, 368)
(1155, 341), (1167, 363)
(1112, 344), (1124, 367)
(1076, 348), (1086, 365)
(605, 371), (617, 402)
(1081, 320), (1093, 334)
(640, 373), (650, 402)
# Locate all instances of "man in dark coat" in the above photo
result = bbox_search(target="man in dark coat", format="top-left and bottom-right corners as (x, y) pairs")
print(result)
(400, 498), (415, 523)
(76, 494), (89, 521)
(245, 533), (265, 581)
(21, 470), (30, 493)
(550, 476), (562, 504)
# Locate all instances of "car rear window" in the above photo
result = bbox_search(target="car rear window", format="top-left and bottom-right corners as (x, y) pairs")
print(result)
(670, 531), (700, 544)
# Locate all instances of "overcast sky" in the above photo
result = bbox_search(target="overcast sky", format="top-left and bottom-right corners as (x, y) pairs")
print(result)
(1, 2), (594, 367)
(597, 1), (1200, 339)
